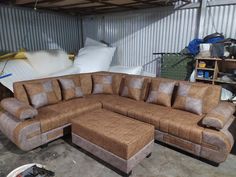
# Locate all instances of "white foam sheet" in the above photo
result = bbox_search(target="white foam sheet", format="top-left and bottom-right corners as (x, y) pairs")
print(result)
(47, 66), (80, 77)
(0, 59), (41, 92)
(0, 59), (81, 92)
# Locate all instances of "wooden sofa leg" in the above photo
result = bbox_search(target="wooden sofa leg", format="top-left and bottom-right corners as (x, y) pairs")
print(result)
(146, 153), (152, 158)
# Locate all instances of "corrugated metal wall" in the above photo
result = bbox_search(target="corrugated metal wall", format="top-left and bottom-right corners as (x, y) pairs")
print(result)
(83, 7), (199, 74)
(0, 5), (81, 53)
(82, 1), (236, 74)
(203, 4), (236, 38)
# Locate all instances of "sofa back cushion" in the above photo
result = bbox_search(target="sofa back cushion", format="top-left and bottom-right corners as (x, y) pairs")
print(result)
(59, 77), (83, 100)
(92, 72), (124, 95)
(173, 81), (221, 114)
(146, 78), (176, 107)
(173, 82), (209, 115)
(24, 80), (60, 108)
(92, 74), (113, 94)
(13, 73), (92, 105)
(120, 75), (150, 101)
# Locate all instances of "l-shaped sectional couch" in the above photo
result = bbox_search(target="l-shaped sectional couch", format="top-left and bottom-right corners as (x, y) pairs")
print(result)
(0, 72), (235, 175)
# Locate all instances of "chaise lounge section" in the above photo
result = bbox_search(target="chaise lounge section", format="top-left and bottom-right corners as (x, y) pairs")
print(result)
(0, 72), (235, 168)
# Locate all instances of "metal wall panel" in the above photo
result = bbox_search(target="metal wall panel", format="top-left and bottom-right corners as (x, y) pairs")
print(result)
(83, 7), (199, 74)
(203, 4), (236, 38)
(82, 1), (236, 74)
(0, 5), (81, 53)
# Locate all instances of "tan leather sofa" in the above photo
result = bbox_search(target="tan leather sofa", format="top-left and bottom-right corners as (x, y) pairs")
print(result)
(0, 72), (235, 165)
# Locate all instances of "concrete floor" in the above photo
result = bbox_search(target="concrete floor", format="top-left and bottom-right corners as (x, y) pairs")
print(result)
(0, 133), (236, 177)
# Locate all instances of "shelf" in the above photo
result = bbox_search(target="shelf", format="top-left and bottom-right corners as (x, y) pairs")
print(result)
(196, 58), (236, 62)
(195, 77), (213, 82)
(196, 67), (214, 71)
(214, 79), (236, 85)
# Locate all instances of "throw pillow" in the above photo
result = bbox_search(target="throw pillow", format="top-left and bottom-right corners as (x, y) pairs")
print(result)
(146, 79), (176, 107)
(92, 74), (113, 94)
(24, 80), (60, 108)
(120, 76), (145, 100)
(1, 98), (38, 120)
(59, 78), (84, 100)
(173, 83), (208, 115)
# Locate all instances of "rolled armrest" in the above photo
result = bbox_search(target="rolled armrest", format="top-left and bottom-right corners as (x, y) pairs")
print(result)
(1, 98), (38, 121)
(202, 102), (235, 130)
(0, 111), (42, 151)
(200, 116), (235, 163)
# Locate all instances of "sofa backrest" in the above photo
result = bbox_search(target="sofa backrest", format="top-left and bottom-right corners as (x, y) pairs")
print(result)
(13, 72), (221, 113)
(148, 77), (221, 114)
(13, 73), (92, 104)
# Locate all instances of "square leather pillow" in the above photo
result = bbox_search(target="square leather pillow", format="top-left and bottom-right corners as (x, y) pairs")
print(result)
(92, 74), (113, 94)
(24, 80), (60, 108)
(120, 76), (144, 101)
(173, 83), (208, 115)
(146, 79), (176, 107)
(59, 77), (84, 100)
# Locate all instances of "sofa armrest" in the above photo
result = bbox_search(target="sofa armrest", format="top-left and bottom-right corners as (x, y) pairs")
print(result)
(202, 102), (235, 130)
(0, 111), (42, 151)
(200, 116), (235, 163)
(1, 97), (38, 120)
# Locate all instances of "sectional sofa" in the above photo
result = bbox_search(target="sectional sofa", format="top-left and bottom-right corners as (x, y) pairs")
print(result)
(0, 72), (235, 169)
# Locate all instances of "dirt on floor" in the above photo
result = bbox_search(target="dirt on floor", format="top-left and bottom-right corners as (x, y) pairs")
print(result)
(0, 133), (236, 177)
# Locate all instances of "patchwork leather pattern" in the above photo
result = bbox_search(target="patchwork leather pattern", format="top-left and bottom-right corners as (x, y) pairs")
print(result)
(2, 72), (234, 164)
(202, 102), (235, 130)
(24, 80), (60, 108)
(59, 78), (83, 100)
(120, 76), (145, 100)
(102, 95), (146, 115)
(177, 81), (221, 114)
(92, 74), (113, 94)
(37, 98), (102, 133)
(1, 98), (38, 120)
(71, 109), (154, 160)
(173, 83), (208, 115)
(128, 103), (204, 144)
(0, 111), (42, 151)
(146, 78), (176, 107)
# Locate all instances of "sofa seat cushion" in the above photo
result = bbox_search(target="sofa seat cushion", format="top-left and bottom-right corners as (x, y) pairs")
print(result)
(128, 103), (205, 144)
(37, 98), (102, 133)
(71, 109), (154, 160)
(85, 94), (115, 103)
(128, 103), (172, 129)
(101, 95), (146, 116)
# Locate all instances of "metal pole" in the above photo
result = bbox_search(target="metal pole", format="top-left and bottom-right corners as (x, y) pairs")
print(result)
(197, 0), (208, 38)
